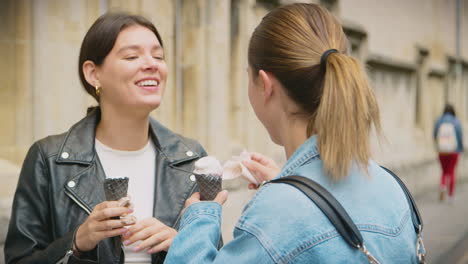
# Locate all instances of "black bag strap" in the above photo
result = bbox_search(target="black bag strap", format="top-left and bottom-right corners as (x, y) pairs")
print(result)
(379, 166), (423, 234)
(269, 176), (363, 249)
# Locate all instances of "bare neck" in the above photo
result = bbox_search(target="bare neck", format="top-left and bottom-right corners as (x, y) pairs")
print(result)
(281, 118), (309, 160)
(96, 105), (151, 151)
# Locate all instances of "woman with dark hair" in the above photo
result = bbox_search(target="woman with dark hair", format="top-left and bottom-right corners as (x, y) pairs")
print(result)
(165, 3), (420, 263)
(5, 12), (206, 264)
(434, 103), (463, 202)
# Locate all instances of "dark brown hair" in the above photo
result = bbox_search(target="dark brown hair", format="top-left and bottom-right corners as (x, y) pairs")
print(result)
(78, 12), (163, 102)
(248, 3), (381, 180)
(443, 104), (456, 117)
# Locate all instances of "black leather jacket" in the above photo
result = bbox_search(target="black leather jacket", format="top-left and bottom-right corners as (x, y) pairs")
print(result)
(5, 109), (206, 264)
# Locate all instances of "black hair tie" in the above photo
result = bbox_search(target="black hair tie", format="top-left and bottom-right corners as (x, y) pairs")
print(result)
(320, 49), (338, 73)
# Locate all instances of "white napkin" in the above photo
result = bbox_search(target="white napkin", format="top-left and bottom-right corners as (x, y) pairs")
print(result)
(222, 151), (260, 185)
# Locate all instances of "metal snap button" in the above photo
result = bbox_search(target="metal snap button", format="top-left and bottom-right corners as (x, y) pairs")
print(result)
(186, 151), (194, 157)
(67, 181), (76, 188)
(61, 152), (69, 159)
(190, 175), (196, 182)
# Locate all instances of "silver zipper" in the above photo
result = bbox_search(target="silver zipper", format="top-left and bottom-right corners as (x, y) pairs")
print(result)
(64, 188), (92, 215)
(56, 249), (73, 264)
(358, 244), (381, 264)
(59, 189), (92, 263)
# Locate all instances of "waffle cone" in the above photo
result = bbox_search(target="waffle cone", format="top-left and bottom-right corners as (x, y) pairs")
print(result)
(195, 174), (222, 201)
(103, 177), (129, 201)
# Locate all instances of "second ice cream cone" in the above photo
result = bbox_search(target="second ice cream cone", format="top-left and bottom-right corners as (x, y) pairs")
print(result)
(193, 156), (224, 201)
(195, 174), (222, 201)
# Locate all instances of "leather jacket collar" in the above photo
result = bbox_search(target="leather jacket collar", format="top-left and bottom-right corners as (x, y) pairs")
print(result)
(55, 107), (201, 166)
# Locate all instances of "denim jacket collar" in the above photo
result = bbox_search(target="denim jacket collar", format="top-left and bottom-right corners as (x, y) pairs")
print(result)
(277, 135), (320, 179)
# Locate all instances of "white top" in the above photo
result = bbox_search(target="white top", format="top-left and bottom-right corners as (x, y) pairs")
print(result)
(95, 138), (155, 263)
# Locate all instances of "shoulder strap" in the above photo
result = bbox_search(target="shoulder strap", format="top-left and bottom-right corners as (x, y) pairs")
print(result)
(269, 176), (363, 249)
(379, 166), (423, 234)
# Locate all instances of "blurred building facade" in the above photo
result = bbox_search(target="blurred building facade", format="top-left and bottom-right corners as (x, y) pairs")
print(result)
(0, 0), (467, 248)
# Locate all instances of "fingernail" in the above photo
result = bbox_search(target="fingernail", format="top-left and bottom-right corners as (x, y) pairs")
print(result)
(118, 197), (131, 207)
(123, 240), (130, 246)
(124, 230), (131, 236)
(147, 249), (154, 254)
(128, 208), (134, 213)
(133, 246), (140, 252)
(121, 215), (136, 225)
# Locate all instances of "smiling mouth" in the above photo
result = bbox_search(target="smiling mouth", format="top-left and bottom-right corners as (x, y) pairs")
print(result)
(136, 80), (159, 87)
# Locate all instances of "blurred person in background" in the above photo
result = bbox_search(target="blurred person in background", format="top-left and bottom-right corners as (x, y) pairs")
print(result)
(434, 103), (463, 202)
(5, 12), (206, 264)
(165, 3), (420, 263)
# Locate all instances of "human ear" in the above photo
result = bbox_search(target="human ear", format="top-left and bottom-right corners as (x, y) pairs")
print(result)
(258, 70), (273, 101)
(82, 60), (100, 87)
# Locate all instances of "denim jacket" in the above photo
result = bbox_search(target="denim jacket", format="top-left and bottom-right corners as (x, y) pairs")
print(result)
(165, 136), (418, 263)
(433, 113), (464, 152)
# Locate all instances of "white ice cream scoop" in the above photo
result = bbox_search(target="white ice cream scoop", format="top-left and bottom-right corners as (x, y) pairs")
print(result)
(194, 156), (223, 177)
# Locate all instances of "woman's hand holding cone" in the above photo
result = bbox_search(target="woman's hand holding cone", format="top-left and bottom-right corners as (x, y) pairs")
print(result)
(75, 200), (135, 252)
(184, 190), (229, 209)
(122, 217), (178, 253)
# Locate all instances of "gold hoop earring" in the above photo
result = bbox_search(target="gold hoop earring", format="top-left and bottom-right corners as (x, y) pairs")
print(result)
(95, 86), (101, 96)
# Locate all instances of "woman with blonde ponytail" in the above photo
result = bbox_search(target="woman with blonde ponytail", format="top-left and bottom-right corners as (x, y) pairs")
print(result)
(165, 3), (419, 263)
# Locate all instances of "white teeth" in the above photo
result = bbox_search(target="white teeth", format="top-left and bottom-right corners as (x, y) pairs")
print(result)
(137, 80), (158, 86)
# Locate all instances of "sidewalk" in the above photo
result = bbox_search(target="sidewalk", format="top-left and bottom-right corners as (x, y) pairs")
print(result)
(416, 181), (468, 264)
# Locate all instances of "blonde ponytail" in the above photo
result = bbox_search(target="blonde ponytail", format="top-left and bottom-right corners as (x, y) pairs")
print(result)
(313, 53), (381, 180)
(248, 3), (381, 181)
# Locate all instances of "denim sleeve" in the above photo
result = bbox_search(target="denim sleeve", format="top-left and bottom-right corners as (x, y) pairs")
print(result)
(165, 202), (274, 264)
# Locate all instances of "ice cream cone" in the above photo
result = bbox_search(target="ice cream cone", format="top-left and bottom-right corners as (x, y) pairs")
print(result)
(102, 178), (130, 249)
(103, 177), (129, 201)
(195, 174), (222, 201)
(193, 156), (223, 201)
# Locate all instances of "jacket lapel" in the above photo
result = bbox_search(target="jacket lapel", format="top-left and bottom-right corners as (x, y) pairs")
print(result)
(148, 119), (202, 228)
(56, 109), (105, 213)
